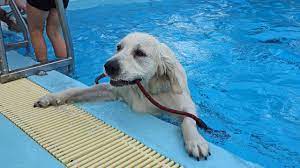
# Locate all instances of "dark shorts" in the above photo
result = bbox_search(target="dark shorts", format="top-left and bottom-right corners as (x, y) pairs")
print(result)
(27, 0), (69, 11)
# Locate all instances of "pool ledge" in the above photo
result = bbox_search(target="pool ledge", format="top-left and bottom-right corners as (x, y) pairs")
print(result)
(28, 70), (261, 168)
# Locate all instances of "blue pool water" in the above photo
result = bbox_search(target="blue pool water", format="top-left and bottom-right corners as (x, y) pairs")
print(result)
(53, 0), (300, 167)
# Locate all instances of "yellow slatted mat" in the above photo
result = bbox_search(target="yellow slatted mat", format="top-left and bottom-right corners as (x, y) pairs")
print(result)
(0, 79), (181, 168)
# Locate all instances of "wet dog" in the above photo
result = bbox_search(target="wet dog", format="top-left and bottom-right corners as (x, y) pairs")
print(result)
(34, 32), (210, 160)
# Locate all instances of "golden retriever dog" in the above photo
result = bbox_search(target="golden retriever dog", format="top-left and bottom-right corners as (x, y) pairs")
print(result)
(34, 32), (210, 160)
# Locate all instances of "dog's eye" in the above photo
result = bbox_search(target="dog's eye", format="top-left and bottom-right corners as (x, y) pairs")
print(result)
(134, 49), (147, 57)
(116, 44), (122, 52)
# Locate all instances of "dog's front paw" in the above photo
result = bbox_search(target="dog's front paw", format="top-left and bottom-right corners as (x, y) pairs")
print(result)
(185, 135), (210, 161)
(33, 94), (66, 108)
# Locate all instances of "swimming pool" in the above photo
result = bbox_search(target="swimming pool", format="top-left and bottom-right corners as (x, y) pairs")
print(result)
(55, 0), (300, 167)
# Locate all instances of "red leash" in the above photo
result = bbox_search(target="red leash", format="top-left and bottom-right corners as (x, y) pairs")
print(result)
(135, 80), (211, 131)
(95, 73), (229, 138)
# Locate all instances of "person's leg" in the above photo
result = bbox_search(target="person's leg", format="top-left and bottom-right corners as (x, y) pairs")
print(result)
(46, 8), (67, 59)
(26, 3), (48, 63)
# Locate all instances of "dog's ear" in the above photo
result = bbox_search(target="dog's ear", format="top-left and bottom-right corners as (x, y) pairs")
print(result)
(148, 43), (183, 95)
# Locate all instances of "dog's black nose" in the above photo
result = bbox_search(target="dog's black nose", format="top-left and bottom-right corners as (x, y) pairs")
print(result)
(104, 59), (120, 77)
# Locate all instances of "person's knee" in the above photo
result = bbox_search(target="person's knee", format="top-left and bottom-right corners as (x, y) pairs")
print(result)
(30, 28), (44, 37)
(46, 25), (60, 38)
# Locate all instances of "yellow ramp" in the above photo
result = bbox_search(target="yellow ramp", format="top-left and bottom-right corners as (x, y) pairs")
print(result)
(0, 79), (181, 168)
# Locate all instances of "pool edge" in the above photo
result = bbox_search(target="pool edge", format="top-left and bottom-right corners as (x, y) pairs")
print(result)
(2, 51), (262, 167)
(28, 70), (262, 168)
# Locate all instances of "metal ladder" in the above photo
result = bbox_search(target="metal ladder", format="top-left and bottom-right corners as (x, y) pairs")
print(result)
(0, 0), (74, 83)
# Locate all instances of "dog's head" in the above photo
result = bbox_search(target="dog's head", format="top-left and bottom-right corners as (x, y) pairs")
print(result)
(104, 32), (183, 94)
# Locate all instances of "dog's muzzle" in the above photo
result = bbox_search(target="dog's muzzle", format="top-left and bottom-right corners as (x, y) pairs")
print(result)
(110, 79), (141, 87)
(95, 73), (141, 86)
(104, 59), (120, 78)
(103, 59), (142, 87)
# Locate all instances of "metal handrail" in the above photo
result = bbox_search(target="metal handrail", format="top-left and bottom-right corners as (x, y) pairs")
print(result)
(55, 0), (74, 73)
(8, 0), (30, 53)
(0, 58), (73, 82)
(0, 21), (9, 74)
(0, 0), (74, 83)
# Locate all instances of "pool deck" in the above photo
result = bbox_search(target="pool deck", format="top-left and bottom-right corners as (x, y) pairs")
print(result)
(0, 51), (262, 167)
